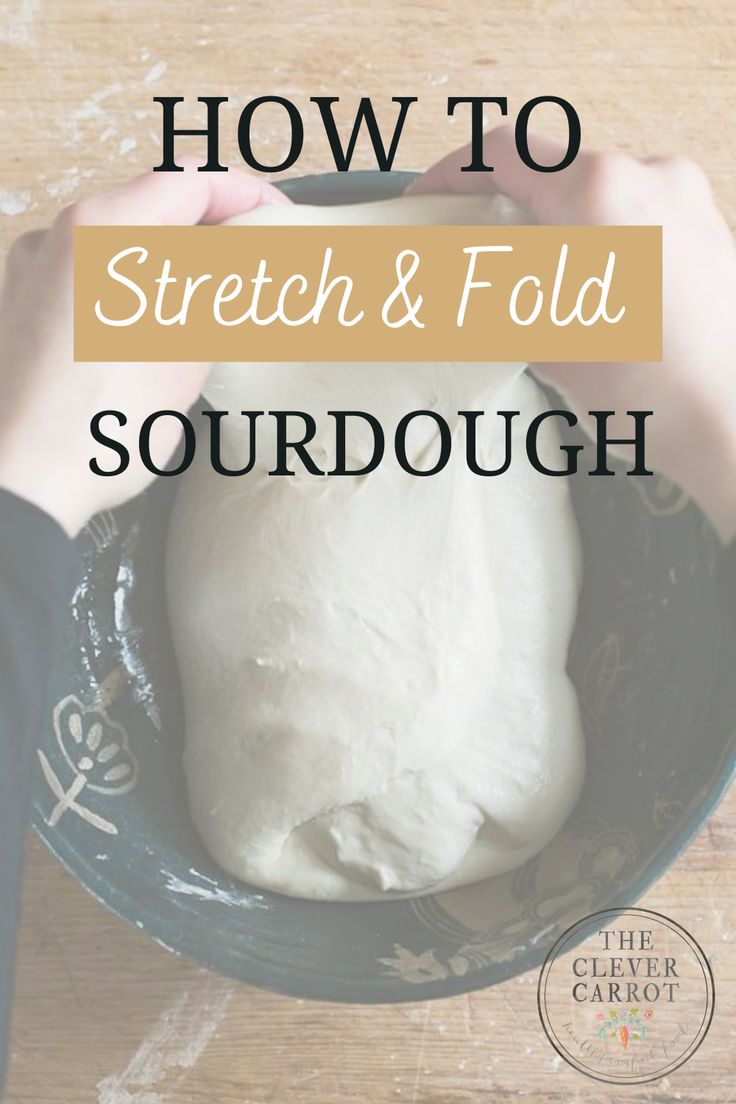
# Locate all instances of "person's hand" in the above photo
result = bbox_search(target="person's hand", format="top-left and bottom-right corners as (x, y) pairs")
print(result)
(0, 162), (290, 537)
(409, 128), (736, 541)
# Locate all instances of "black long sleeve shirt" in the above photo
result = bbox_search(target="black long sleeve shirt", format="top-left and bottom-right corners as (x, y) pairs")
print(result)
(0, 490), (80, 1093)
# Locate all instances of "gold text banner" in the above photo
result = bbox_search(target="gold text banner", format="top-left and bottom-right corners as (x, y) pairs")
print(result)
(74, 225), (661, 362)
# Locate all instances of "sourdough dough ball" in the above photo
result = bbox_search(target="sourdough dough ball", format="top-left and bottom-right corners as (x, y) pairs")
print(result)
(166, 195), (585, 901)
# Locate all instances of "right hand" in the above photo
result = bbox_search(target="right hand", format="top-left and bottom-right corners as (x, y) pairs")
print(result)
(410, 127), (736, 540)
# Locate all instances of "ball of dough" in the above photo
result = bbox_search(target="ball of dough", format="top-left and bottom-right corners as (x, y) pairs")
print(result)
(166, 195), (584, 901)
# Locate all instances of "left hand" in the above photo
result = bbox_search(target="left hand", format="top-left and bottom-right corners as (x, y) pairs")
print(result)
(0, 161), (290, 537)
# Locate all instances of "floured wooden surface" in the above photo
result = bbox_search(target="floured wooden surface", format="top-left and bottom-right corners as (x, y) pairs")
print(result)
(9, 827), (735, 1104)
(2, 1), (735, 1101)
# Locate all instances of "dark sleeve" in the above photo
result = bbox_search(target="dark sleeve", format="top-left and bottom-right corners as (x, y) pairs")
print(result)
(718, 536), (736, 624)
(0, 490), (80, 1093)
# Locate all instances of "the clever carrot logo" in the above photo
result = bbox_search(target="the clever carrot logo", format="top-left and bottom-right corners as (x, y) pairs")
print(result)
(537, 908), (714, 1085)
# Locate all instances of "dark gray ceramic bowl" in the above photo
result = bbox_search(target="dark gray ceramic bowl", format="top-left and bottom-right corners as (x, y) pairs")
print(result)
(32, 171), (736, 1002)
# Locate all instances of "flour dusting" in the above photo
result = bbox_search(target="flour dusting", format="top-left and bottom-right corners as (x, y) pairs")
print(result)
(96, 980), (234, 1104)
(165, 870), (267, 909)
(0, 0), (42, 46)
(144, 60), (168, 84)
(45, 168), (81, 199)
(63, 83), (125, 146)
(0, 186), (30, 216)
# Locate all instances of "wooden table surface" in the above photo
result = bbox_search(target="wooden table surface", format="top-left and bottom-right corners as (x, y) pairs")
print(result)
(1, 2), (735, 1101)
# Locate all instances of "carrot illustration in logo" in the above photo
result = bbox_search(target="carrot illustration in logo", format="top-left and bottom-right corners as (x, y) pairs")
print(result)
(596, 1008), (653, 1048)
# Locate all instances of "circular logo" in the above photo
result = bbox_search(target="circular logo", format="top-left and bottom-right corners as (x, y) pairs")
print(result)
(537, 908), (715, 1084)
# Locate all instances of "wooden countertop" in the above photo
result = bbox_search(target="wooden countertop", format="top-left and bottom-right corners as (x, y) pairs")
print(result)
(2, 2), (735, 1100)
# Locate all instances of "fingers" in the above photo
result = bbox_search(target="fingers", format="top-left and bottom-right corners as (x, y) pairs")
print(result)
(409, 126), (571, 196)
(408, 125), (597, 224)
(405, 138), (505, 198)
(59, 157), (291, 229)
(482, 128), (581, 219)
